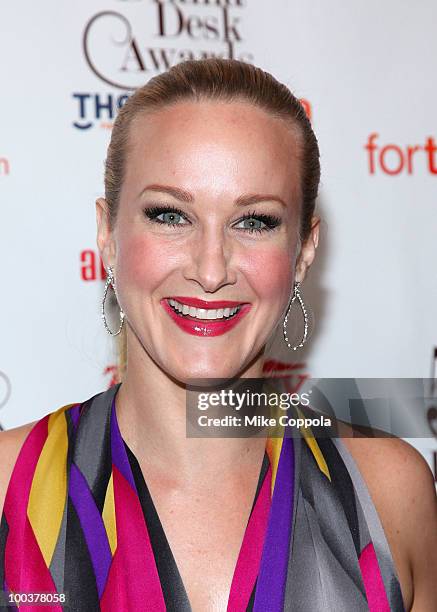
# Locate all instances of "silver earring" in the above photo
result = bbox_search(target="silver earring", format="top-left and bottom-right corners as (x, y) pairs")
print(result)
(101, 265), (125, 336)
(283, 281), (309, 350)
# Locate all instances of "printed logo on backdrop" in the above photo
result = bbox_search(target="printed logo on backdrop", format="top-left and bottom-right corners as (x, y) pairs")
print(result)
(104, 365), (120, 389)
(262, 358), (310, 394)
(84, 1), (252, 90)
(80, 249), (107, 281)
(73, 92), (129, 130)
(0, 156), (10, 177)
(364, 133), (437, 175)
(0, 372), (12, 431)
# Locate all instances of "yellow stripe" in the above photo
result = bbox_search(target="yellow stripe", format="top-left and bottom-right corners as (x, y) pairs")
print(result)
(265, 394), (287, 497)
(102, 472), (117, 555)
(28, 405), (71, 566)
(297, 407), (331, 481)
(267, 436), (283, 497)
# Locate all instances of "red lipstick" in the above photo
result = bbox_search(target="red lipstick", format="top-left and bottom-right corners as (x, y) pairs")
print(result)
(161, 298), (251, 337)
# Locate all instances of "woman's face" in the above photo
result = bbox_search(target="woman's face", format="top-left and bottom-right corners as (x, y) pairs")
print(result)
(97, 100), (317, 382)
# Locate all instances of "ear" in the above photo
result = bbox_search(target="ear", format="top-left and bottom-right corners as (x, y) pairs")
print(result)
(96, 198), (116, 271)
(294, 215), (320, 283)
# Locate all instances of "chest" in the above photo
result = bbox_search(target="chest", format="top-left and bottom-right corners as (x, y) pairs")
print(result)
(132, 440), (411, 612)
(144, 475), (259, 612)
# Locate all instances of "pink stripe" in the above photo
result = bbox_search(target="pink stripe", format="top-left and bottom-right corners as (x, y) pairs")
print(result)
(100, 465), (166, 611)
(358, 542), (390, 612)
(3, 416), (62, 607)
(4, 416), (49, 530)
(5, 515), (61, 611)
(227, 465), (272, 611)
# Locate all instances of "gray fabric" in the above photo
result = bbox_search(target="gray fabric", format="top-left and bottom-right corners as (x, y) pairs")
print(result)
(282, 435), (405, 611)
(284, 487), (328, 611)
(73, 385), (117, 492)
(300, 441), (366, 595)
(48, 493), (68, 593)
(333, 438), (406, 611)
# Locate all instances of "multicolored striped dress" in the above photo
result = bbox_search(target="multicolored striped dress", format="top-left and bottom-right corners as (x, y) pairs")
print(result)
(0, 383), (405, 611)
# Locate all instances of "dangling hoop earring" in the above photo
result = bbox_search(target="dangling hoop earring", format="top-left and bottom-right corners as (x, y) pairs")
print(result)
(283, 281), (309, 350)
(101, 265), (125, 336)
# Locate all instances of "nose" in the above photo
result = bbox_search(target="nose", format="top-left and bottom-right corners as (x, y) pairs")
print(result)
(182, 226), (237, 293)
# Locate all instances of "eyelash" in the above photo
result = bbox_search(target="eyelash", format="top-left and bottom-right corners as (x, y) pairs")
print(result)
(143, 205), (282, 234)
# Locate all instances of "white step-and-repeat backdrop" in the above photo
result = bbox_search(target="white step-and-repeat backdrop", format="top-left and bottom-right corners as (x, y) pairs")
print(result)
(1, 1), (436, 475)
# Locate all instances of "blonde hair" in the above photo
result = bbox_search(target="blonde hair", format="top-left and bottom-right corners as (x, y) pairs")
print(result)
(104, 58), (321, 380)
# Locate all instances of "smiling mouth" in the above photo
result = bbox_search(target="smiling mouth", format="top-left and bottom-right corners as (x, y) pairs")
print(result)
(166, 298), (243, 321)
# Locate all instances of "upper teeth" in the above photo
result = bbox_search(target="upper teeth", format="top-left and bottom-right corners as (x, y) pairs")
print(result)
(168, 299), (241, 320)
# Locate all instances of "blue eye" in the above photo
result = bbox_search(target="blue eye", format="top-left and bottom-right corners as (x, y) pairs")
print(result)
(234, 211), (282, 234)
(143, 205), (189, 227)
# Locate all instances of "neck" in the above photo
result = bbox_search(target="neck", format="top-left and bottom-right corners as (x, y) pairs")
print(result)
(115, 332), (268, 485)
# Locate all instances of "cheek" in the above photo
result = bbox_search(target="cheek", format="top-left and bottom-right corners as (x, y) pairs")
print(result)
(240, 247), (293, 302)
(115, 234), (174, 294)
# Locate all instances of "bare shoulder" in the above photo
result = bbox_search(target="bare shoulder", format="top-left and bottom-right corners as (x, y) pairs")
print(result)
(0, 420), (39, 517)
(341, 430), (437, 611)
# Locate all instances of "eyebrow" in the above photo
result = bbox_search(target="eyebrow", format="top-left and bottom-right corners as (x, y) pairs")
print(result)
(140, 184), (287, 208)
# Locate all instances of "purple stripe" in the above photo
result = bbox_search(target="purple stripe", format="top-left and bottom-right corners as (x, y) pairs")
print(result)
(68, 462), (113, 598)
(110, 397), (137, 491)
(69, 404), (81, 431)
(253, 433), (295, 611)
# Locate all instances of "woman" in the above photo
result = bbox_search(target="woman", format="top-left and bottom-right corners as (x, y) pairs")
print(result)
(0, 59), (436, 611)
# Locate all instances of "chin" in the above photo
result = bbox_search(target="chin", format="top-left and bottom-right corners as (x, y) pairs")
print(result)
(163, 340), (265, 385)
(170, 359), (243, 385)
